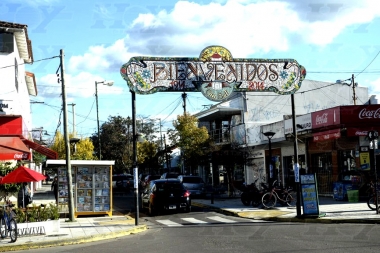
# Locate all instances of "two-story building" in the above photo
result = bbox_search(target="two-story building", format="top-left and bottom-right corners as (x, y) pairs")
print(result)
(0, 21), (57, 191)
(195, 78), (377, 197)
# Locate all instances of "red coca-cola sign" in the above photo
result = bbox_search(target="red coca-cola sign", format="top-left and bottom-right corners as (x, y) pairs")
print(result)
(340, 105), (380, 126)
(311, 107), (340, 128)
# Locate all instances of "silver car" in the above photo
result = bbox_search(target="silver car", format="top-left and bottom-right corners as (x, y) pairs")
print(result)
(177, 175), (205, 197)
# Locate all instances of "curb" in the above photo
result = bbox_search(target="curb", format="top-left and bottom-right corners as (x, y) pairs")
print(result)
(0, 225), (147, 252)
(192, 201), (380, 224)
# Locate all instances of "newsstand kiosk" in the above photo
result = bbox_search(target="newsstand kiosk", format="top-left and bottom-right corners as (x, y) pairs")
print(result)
(45, 160), (115, 218)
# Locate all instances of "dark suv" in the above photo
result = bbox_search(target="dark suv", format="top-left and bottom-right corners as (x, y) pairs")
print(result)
(160, 172), (180, 179)
(141, 179), (191, 216)
(112, 174), (134, 192)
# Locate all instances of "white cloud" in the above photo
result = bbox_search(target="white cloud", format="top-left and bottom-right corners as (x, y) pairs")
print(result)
(369, 77), (380, 98)
(66, 0), (380, 75)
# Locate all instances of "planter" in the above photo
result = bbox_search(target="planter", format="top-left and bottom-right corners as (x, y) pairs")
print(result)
(17, 219), (60, 235)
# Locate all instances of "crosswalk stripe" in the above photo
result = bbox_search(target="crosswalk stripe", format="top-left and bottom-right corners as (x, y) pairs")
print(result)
(156, 220), (183, 227)
(206, 216), (237, 223)
(181, 218), (208, 224)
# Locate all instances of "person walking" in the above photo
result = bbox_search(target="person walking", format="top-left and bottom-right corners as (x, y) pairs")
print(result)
(17, 183), (31, 208)
(51, 176), (59, 205)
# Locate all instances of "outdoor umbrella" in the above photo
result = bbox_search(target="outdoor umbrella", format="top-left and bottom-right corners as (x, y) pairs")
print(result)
(0, 165), (46, 184)
(0, 166), (47, 208)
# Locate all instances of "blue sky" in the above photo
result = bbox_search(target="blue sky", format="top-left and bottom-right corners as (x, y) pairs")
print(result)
(2, 0), (380, 140)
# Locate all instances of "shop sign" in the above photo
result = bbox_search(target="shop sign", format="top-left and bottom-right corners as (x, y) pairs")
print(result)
(340, 105), (380, 125)
(311, 107), (340, 128)
(313, 129), (341, 142)
(0, 100), (12, 115)
(300, 174), (321, 216)
(120, 46), (307, 102)
(284, 114), (311, 134)
(359, 151), (370, 170)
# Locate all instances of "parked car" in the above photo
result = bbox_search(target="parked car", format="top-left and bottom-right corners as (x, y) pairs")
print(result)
(177, 175), (206, 197)
(112, 174), (134, 192)
(143, 174), (161, 187)
(160, 172), (180, 179)
(138, 174), (148, 190)
(141, 179), (191, 216)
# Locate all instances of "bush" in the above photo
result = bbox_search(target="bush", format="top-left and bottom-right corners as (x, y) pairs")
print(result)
(13, 203), (59, 223)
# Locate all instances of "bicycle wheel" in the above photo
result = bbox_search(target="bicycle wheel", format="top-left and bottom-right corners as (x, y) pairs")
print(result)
(262, 192), (276, 209)
(286, 192), (297, 207)
(9, 219), (17, 243)
(367, 195), (380, 210)
(0, 217), (7, 239)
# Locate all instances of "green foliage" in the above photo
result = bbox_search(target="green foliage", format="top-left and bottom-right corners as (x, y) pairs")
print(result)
(91, 115), (160, 174)
(0, 162), (21, 202)
(50, 131), (97, 160)
(13, 203), (59, 223)
(169, 113), (213, 170)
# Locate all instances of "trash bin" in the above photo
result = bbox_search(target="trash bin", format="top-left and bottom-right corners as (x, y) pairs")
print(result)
(347, 190), (359, 202)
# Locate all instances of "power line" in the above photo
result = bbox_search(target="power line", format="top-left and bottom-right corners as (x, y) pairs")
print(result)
(0, 55), (59, 69)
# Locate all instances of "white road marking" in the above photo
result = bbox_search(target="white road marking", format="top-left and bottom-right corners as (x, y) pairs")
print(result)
(156, 220), (183, 227)
(206, 216), (237, 223)
(181, 218), (208, 224)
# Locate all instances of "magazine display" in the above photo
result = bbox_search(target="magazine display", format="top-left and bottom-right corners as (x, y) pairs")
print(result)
(58, 167), (75, 204)
(76, 166), (111, 212)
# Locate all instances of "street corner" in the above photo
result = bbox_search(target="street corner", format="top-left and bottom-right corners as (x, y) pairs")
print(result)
(237, 209), (294, 219)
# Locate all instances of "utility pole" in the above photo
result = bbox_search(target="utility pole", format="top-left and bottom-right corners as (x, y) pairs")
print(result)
(352, 74), (357, 105)
(68, 103), (76, 137)
(182, 92), (187, 114)
(60, 49), (75, 222)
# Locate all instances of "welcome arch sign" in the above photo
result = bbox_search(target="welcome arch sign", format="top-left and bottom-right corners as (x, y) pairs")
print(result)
(120, 46), (306, 102)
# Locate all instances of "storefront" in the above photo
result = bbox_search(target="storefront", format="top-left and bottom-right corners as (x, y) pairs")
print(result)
(308, 105), (380, 197)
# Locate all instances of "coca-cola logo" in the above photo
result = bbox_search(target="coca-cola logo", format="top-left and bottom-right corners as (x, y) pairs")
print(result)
(14, 153), (28, 159)
(359, 108), (380, 119)
(355, 131), (368, 136)
(315, 113), (328, 125)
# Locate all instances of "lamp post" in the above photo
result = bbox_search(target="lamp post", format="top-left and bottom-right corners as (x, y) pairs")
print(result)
(263, 131), (276, 186)
(95, 80), (114, 160)
(131, 90), (139, 225)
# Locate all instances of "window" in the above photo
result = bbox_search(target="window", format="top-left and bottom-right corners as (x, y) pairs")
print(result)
(0, 32), (14, 53)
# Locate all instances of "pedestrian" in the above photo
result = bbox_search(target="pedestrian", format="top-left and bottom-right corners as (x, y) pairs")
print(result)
(17, 183), (31, 208)
(51, 176), (59, 204)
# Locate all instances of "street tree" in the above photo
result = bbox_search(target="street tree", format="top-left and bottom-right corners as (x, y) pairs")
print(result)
(91, 115), (160, 174)
(50, 131), (96, 160)
(167, 113), (212, 174)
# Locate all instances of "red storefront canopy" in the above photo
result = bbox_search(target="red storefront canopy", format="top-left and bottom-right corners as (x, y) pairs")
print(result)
(0, 136), (31, 160)
(313, 129), (341, 142)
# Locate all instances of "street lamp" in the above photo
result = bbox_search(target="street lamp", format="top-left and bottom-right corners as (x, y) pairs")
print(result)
(95, 80), (114, 160)
(263, 131), (276, 186)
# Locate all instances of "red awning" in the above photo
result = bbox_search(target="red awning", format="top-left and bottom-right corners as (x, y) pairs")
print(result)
(313, 129), (341, 142)
(347, 127), (380, 137)
(22, 139), (58, 159)
(0, 136), (31, 160)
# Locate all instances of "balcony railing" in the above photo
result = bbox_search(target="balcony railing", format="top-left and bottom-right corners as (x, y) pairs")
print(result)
(209, 129), (230, 144)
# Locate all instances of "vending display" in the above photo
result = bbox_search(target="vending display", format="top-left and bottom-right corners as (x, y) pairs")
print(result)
(54, 162), (113, 218)
(76, 166), (111, 212)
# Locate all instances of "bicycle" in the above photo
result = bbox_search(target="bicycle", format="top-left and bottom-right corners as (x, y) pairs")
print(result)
(367, 181), (380, 210)
(261, 180), (296, 209)
(0, 202), (18, 242)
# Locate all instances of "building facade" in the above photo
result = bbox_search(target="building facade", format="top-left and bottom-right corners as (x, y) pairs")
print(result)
(195, 78), (376, 197)
(0, 21), (57, 192)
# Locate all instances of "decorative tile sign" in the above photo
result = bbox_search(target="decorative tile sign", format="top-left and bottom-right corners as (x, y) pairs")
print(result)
(120, 46), (306, 102)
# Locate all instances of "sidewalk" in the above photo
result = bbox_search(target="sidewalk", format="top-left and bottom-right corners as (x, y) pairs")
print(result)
(2, 187), (380, 252)
(0, 184), (146, 252)
(192, 193), (380, 223)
